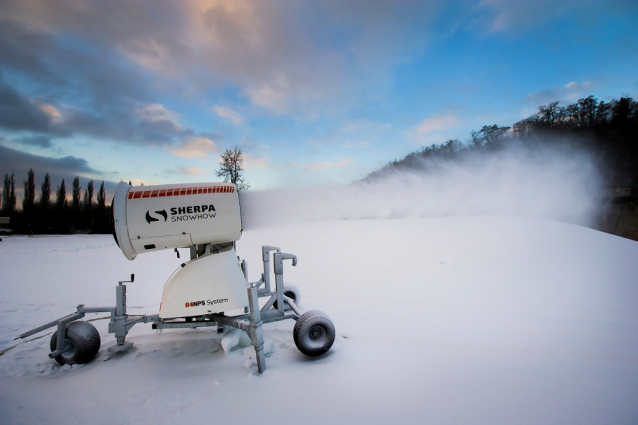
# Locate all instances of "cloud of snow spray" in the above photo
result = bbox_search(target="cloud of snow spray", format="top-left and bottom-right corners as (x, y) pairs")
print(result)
(240, 141), (603, 230)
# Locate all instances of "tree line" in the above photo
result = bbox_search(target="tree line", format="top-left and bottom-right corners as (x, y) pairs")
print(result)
(365, 94), (638, 188)
(1, 170), (112, 234)
(1, 146), (251, 235)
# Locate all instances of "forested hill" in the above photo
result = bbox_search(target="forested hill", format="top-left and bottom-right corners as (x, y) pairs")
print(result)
(364, 96), (638, 189)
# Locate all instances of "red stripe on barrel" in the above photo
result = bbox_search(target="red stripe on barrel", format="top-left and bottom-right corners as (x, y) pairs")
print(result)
(128, 185), (236, 200)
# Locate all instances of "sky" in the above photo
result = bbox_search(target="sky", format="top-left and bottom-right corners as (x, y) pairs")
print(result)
(1, 0), (637, 198)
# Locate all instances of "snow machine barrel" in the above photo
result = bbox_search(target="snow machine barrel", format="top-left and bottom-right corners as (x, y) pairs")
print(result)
(112, 181), (242, 260)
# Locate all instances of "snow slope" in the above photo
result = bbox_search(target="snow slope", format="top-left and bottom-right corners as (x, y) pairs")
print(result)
(1, 217), (637, 424)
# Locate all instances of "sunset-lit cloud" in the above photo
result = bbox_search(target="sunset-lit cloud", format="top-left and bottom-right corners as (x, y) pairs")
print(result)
(136, 104), (181, 124)
(167, 165), (209, 176)
(476, 0), (585, 33)
(415, 114), (461, 134)
(213, 105), (244, 125)
(38, 103), (62, 123)
(243, 153), (269, 170)
(168, 137), (218, 159)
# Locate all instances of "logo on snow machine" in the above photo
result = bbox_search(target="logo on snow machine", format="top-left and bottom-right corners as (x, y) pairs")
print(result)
(170, 205), (216, 222)
(145, 209), (167, 224)
(184, 298), (229, 308)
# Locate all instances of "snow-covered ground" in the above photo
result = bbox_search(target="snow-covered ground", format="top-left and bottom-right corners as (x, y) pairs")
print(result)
(1, 216), (637, 424)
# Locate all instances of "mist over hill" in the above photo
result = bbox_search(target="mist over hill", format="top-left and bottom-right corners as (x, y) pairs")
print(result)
(241, 96), (638, 234)
(364, 95), (638, 188)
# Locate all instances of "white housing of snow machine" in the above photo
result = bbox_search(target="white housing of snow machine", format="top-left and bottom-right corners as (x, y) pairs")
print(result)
(112, 181), (248, 317)
(159, 247), (248, 318)
(112, 181), (242, 261)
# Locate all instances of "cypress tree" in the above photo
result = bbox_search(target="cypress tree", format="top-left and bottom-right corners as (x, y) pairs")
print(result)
(56, 179), (67, 209)
(23, 168), (36, 211)
(2, 172), (16, 215)
(40, 173), (51, 209)
(96, 181), (106, 212)
(71, 176), (81, 211)
(83, 180), (94, 213)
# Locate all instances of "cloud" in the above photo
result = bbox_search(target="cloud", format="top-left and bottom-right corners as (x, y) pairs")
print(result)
(13, 135), (52, 148)
(243, 153), (268, 170)
(475, 0), (584, 34)
(415, 114), (461, 134)
(0, 19), (59, 81)
(246, 76), (290, 112)
(0, 20), (192, 146)
(213, 105), (244, 125)
(0, 143), (97, 175)
(0, 143), (118, 200)
(166, 166), (209, 176)
(524, 81), (594, 106)
(136, 104), (181, 124)
(301, 158), (354, 171)
(168, 136), (219, 159)
(0, 0), (444, 114)
(60, 105), (184, 146)
(310, 119), (391, 148)
(0, 74), (61, 134)
(38, 103), (62, 123)
(0, 74), (221, 153)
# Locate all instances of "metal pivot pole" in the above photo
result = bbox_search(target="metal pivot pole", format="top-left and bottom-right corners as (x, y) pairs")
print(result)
(241, 259), (249, 314)
(247, 283), (266, 373)
(108, 274), (135, 353)
(261, 245), (280, 292)
(273, 252), (297, 313)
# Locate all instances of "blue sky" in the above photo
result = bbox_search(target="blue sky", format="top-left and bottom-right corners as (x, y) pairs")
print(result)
(1, 0), (637, 196)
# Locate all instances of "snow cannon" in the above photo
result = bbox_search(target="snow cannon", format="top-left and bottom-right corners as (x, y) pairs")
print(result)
(111, 181), (247, 318)
(111, 181), (241, 261)
(19, 181), (335, 374)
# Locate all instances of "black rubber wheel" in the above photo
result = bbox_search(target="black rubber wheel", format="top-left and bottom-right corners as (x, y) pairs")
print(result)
(273, 284), (301, 310)
(50, 321), (101, 365)
(293, 310), (335, 357)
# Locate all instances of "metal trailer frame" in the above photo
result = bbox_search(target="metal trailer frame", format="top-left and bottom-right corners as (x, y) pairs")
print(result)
(17, 245), (301, 374)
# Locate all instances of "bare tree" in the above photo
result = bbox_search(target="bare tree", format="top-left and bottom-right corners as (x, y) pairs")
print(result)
(215, 146), (250, 190)
(564, 104), (580, 129)
(578, 95), (598, 127)
(538, 101), (560, 128)
(471, 125), (511, 147)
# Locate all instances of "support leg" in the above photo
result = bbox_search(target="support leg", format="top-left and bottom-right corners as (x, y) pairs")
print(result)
(107, 280), (134, 353)
(246, 284), (266, 373)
